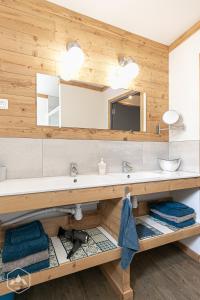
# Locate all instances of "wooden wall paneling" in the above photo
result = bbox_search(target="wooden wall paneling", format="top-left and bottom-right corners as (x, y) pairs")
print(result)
(0, 0), (168, 141)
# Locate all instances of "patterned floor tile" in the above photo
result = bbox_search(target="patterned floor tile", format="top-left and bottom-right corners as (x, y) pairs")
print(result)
(97, 240), (116, 252)
(82, 242), (102, 256)
(70, 248), (87, 261)
(92, 233), (108, 243)
(85, 228), (102, 236)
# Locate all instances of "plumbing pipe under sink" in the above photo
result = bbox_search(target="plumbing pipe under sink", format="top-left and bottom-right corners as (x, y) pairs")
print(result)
(1, 204), (83, 227)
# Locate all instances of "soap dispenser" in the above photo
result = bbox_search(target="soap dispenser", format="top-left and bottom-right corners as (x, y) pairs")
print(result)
(98, 158), (106, 175)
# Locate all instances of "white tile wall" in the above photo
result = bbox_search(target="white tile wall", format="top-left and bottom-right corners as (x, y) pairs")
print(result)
(169, 140), (200, 173)
(42, 140), (144, 176)
(0, 138), (43, 179)
(0, 138), (169, 179)
(143, 142), (169, 170)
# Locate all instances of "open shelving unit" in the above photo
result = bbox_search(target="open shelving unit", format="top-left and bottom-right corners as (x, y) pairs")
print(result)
(136, 215), (200, 252)
(0, 177), (200, 299)
(0, 226), (120, 295)
(1, 218), (199, 295)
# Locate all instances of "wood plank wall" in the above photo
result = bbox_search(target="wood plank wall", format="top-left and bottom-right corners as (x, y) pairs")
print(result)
(0, 0), (169, 141)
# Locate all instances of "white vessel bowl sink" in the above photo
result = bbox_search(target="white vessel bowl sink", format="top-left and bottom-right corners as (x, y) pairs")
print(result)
(158, 158), (181, 172)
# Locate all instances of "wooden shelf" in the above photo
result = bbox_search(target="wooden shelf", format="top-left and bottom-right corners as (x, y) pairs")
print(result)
(140, 224), (200, 251)
(0, 227), (121, 296)
(137, 216), (200, 252)
(0, 248), (121, 295)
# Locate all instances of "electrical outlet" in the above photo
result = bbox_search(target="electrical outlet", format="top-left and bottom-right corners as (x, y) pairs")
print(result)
(0, 99), (8, 109)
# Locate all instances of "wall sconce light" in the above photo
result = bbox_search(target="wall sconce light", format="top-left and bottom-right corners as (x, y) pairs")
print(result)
(109, 56), (139, 89)
(59, 41), (85, 81)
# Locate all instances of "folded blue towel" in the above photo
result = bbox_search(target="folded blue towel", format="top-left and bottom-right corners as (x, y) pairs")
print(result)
(150, 201), (194, 217)
(5, 259), (50, 279)
(118, 197), (139, 269)
(136, 223), (157, 239)
(9, 221), (44, 244)
(150, 212), (195, 228)
(2, 221), (49, 263)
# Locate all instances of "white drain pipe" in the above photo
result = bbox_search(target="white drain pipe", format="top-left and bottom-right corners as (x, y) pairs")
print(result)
(1, 204), (83, 227)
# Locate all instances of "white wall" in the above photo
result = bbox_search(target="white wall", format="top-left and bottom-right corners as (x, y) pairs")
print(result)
(171, 189), (200, 254)
(60, 84), (107, 129)
(169, 30), (200, 255)
(37, 73), (59, 97)
(169, 29), (200, 142)
(37, 97), (48, 126)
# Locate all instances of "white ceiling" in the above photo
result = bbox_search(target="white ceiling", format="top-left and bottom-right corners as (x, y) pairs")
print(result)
(48, 0), (200, 45)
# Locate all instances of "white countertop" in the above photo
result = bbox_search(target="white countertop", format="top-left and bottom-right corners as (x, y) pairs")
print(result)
(0, 171), (199, 197)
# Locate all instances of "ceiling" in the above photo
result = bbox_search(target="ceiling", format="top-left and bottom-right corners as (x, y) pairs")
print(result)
(48, 0), (200, 45)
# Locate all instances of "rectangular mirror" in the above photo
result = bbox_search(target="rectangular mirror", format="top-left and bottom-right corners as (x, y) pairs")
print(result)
(36, 73), (146, 132)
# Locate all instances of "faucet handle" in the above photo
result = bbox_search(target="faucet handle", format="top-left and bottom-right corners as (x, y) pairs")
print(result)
(122, 161), (132, 167)
(70, 162), (78, 177)
(122, 161), (133, 173)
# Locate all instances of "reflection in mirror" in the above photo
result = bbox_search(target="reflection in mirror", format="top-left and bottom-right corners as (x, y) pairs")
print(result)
(36, 73), (147, 132)
(37, 74), (60, 127)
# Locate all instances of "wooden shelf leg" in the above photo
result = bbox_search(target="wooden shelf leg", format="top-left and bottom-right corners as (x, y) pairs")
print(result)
(100, 259), (133, 300)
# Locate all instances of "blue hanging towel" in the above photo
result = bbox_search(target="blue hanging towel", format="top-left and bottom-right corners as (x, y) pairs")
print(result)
(118, 196), (139, 269)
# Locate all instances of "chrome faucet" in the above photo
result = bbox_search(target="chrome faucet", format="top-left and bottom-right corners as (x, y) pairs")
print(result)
(70, 162), (78, 177)
(122, 161), (133, 173)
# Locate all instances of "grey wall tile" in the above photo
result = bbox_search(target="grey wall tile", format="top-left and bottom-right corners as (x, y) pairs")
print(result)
(96, 140), (143, 173)
(0, 138), (43, 179)
(0, 138), (171, 179)
(169, 140), (199, 173)
(43, 139), (169, 176)
(42, 139), (144, 176)
(142, 142), (169, 170)
(43, 139), (99, 176)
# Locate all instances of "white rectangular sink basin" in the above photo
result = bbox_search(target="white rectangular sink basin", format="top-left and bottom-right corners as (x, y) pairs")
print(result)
(107, 171), (162, 182)
(0, 171), (199, 197)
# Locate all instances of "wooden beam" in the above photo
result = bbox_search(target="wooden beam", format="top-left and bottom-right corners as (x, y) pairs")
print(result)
(0, 127), (167, 141)
(169, 20), (200, 52)
(139, 224), (200, 252)
(37, 93), (48, 99)
(0, 248), (121, 296)
(60, 79), (107, 92)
